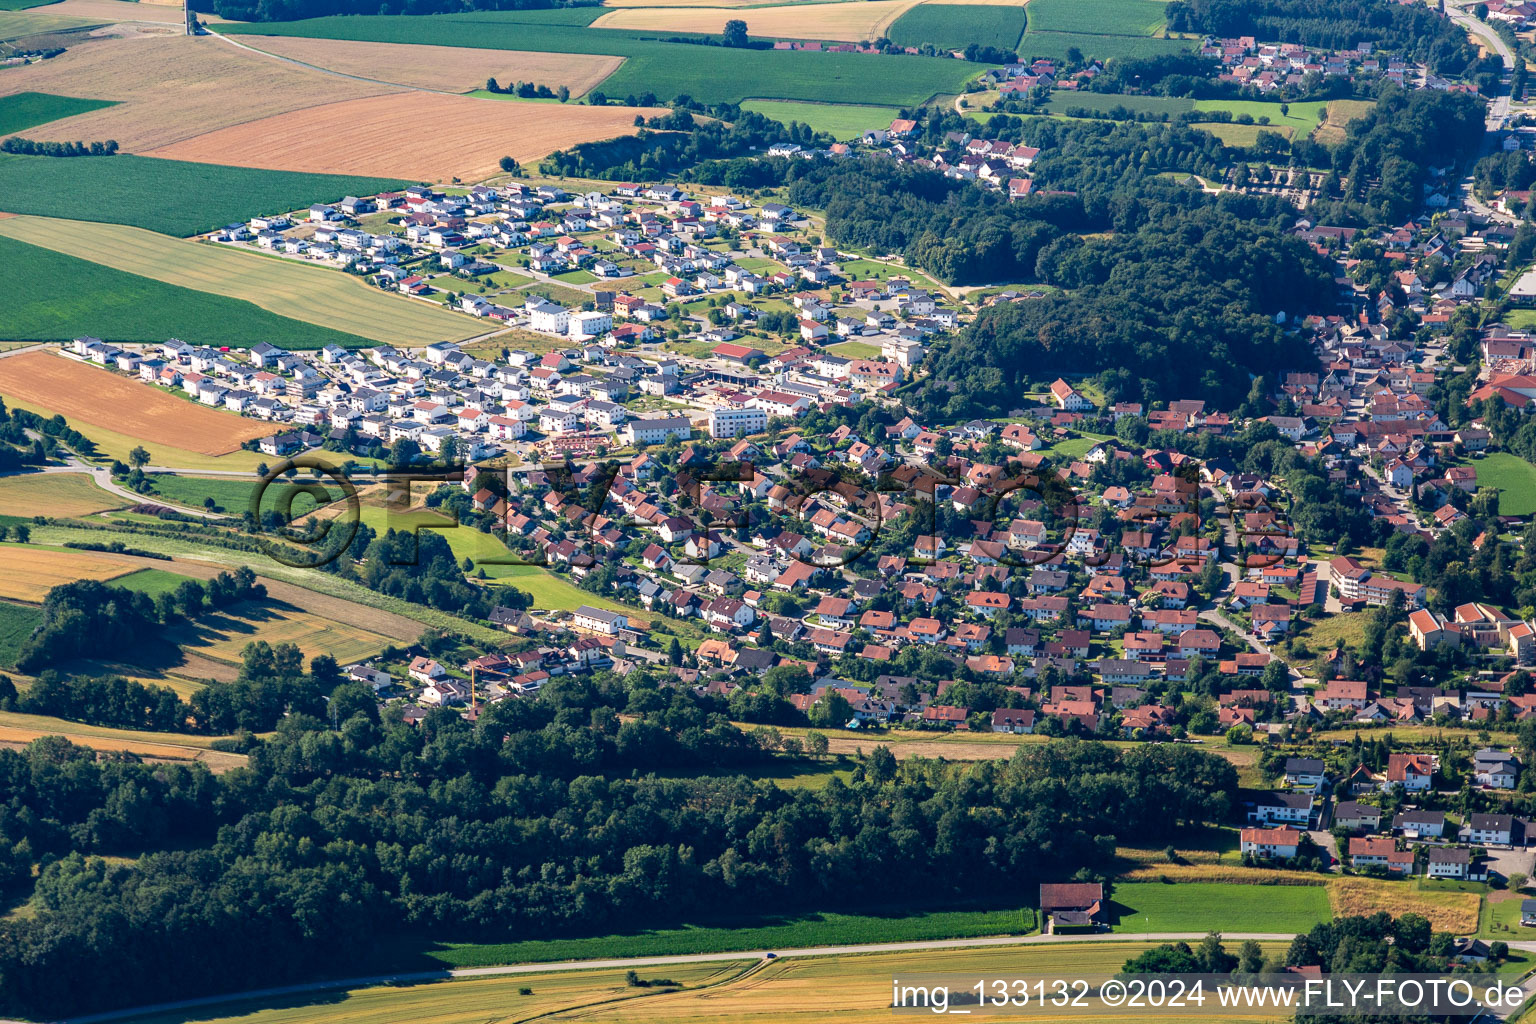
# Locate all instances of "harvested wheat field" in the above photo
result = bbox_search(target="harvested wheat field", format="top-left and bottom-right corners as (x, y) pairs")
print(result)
(146, 91), (666, 180)
(167, 601), (398, 666)
(591, 0), (923, 40)
(1327, 877), (1480, 934)
(0, 545), (140, 602)
(0, 350), (272, 456)
(240, 35), (624, 95)
(1, 34), (398, 151)
(0, 215), (479, 345)
(0, 472), (120, 518)
(40, 0), (185, 24)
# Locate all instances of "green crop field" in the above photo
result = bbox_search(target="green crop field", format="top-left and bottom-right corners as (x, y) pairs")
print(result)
(1018, 29), (1193, 61)
(1476, 452), (1536, 516)
(0, 8), (97, 38)
(887, 3), (1026, 51)
(0, 154), (408, 237)
(225, 12), (984, 106)
(741, 100), (902, 139)
(1024, 0), (1169, 36)
(0, 235), (376, 348)
(419, 906), (1037, 970)
(0, 0), (62, 9)
(1111, 882), (1331, 933)
(144, 474), (269, 515)
(0, 91), (115, 135)
(109, 568), (195, 599)
(0, 215), (478, 345)
(0, 599), (41, 668)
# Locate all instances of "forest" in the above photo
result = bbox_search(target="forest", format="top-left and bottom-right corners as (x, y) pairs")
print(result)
(1165, 0), (1479, 76)
(0, 684), (1238, 1018)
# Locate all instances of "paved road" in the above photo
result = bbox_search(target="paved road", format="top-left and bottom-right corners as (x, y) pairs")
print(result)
(1447, 1), (1515, 131)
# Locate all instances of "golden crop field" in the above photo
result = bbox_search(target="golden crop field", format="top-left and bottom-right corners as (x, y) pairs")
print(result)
(0, 544), (139, 602)
(0, 712), (248, 772)
(239, 35), (625, 95)
(0, 34), (397, 152)
(0, 391), (269, 472)
(0, 472), (120, 518)
(1326, 878), (1480, 934)
(1311, 98), (1376, 145)
(41, 0), (185, 23)
(168, 600), (398, 666)
(0, 216), (479, 345)
(145, 91), (668, 181)
(591, 0), (923, 40)
(0, 350), (272, 456)
(150, 943), (1288, 1024)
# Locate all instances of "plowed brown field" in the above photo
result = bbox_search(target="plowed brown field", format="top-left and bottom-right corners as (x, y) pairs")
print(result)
(0, 350), (272, 456)
(144, 91), (666, 181)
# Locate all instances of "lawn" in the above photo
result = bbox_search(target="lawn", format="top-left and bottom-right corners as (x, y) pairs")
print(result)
(0, 154), (407, 237)
(0, 216), (478, 346)
(1110, 881), (1331, 933)
(0, 600), (41, 669)
(886, 2), (1026, 51)
(1192, 122), (1294, 146)
(1048, 93), (1193, 117)
(1476, 452), (1536, 516)
(224, 11), (985, 106)
(108, 567), (195, 599)
(1481, 891), (1536, 940)
(1024, 0), (1168, 36)
(418, 906), (1037, 970)
(0, 235), (376, 348)
(0, 91), (116, 135)
(1191, 98), (1329, 133)
(741, 99), (902, 140)
(1017, 28), (1193, 62)
(0, 471), (119, 518)
(826, 340), (882, 358)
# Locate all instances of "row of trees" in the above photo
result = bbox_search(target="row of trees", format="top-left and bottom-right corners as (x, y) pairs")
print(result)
(0, 138), (117, 157)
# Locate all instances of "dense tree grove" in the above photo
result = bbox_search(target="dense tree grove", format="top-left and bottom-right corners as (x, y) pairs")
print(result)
(15, 570), (265, 674)
(922, 206), (1335, 411)
(1166, 0), (1479, 76)
(0, 688), (1237, 1018)
(541, 109), (832, 180)
(359, 529), (494, 619)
